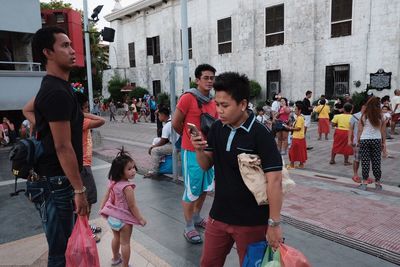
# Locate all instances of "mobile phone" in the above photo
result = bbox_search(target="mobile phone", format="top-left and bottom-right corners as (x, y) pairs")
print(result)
(187, 123), (200, 136)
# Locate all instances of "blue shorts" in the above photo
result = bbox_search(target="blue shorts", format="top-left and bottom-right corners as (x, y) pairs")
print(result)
(181, 149), (214, 202)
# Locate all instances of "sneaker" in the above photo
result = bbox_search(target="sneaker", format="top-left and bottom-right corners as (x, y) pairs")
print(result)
(357, 184), (367, 191)
(375, 184), (383, 191)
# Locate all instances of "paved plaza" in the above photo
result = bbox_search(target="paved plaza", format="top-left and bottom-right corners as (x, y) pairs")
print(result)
(0, 117), (399, 266)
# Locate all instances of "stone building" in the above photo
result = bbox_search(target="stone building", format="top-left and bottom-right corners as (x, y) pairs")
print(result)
(103, 0), (400, 101)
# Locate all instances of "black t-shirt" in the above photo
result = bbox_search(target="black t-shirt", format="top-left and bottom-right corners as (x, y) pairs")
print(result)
(34, 75), (83, 177)
(302, 98), (312, 115)
(205, 112), (283, 226)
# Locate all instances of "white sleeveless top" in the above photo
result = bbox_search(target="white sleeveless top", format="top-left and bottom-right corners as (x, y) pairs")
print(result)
(360, 118), (381, 140)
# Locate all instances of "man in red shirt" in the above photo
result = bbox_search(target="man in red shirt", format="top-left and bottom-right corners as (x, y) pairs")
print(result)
(172, 64), (217, 244)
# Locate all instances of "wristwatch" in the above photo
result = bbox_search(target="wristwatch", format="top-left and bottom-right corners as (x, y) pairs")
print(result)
(268, 218), (281, 227)
(74, 186), (86, 194)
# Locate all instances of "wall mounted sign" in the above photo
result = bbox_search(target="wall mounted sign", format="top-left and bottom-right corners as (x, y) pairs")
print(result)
(370, 69), (391, 91)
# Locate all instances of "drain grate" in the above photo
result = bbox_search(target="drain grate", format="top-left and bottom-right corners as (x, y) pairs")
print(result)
(282, 215), (400, 265)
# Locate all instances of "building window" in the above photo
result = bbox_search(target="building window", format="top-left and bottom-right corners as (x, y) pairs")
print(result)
(265, 4), (284, 47)
(180, 27), (192, 59)
(325, 64), (350, 98)
(128, 42), (135, 67)
(152, 80), (161, 96)
(217, 17), (232, 54)
(146, 36), (160, 64)
(54, 12), (65, 23)
(331, 0), (352, 37)
(267, 70), (281, 100)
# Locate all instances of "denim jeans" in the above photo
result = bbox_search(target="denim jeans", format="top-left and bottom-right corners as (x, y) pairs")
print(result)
(27, 176), (75, 267)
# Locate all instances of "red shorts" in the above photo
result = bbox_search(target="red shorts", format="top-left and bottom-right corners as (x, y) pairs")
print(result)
(200, 218), (267, 267)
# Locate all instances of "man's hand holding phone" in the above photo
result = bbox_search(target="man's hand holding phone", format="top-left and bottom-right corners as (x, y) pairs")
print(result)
(187, 123), (207, 151)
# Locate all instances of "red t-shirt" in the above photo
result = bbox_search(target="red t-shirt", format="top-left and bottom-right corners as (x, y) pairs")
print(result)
(176, 93), (218, 151)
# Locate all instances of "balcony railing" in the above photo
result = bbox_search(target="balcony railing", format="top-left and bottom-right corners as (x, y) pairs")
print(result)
(0, 61), (42, 71)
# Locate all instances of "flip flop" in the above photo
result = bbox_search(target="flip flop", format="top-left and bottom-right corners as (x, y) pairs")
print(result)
(344, 162), (352, 166)
(352, 176), (361, 183)
(183, 230), (202, 244)
(329, 160), (335, 164)
(195, 218), (207, 229)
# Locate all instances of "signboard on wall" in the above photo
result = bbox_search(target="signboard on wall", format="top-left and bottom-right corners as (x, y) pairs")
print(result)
(370, 69), (391, 91)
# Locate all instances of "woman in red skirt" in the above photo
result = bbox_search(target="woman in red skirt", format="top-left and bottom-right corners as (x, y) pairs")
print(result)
(288, 102), (307, 169)
(330, 103), (353, 165)
(314, 99), (331, 140)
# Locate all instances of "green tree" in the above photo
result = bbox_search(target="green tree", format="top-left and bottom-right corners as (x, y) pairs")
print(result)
(249, 80), (262, 99)
(40, 0), (72, 9)
(108, 74), (129, 102)
(128, 87), (149, 100)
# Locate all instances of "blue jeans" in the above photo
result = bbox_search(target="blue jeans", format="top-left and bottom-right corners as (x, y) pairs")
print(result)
(26, 176), (75, 267)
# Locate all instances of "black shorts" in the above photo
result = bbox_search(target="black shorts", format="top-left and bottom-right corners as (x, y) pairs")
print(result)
(80, 166), (97, 205)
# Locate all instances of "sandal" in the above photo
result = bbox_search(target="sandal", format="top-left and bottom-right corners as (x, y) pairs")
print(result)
(366, 177), (374, 184)
(183, 229), (202, 244)
(329, 160), (335, 164)
(92, 234), (101, 243)
(352, 176), (361, 183)
(195, 218), (207, 229)
(286, 165), (296, 170)
(90, 224), (102, 234)
(111, 254), (122, 266)
(344, 162), (352, 166)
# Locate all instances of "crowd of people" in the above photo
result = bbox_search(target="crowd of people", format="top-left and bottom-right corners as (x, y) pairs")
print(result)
(14, 26), (399, 267)
(253, 89), (397, 193)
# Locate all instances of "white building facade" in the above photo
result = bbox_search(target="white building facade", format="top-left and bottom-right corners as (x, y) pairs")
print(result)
(103, 0), (400, 101)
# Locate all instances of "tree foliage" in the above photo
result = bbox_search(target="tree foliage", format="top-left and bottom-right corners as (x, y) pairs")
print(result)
(40, 0), (72, 9)
(249, 80), (262, 99)
(108, 74), (129, 102)
(129, 87), (149, 100)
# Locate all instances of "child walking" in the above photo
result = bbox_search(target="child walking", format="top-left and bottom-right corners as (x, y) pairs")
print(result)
(100, 149), (147, 267)
(287, 102), (307, 169)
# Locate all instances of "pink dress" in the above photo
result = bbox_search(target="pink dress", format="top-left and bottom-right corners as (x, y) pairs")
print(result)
(100, 180), (140, 225)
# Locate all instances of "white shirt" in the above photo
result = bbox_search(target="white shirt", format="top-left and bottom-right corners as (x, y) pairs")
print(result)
(392, 95), (400, 114)
(162, 118), (179, 143)
(271, 101), (280, 112)
(360, 118), (382, 140)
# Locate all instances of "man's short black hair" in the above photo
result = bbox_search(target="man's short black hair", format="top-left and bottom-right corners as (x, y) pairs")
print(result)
(213, 72), (250, 104)
(194, 64), (216, 79)
(158, 107), (170, 116)
(343, 102), (353, 113)
(306, 90), (312, 96)
(32, 26), (67, 67)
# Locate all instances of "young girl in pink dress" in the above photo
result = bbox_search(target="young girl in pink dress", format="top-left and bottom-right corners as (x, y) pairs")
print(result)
(100, 149), (147, 267)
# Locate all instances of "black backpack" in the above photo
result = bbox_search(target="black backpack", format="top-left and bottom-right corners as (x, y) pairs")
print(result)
(9, 137), (44, 179)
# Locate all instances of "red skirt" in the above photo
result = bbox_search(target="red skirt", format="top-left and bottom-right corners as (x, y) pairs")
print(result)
(318, 118), (330, 134)
(332, 129), (353, 155)
(289, 138), (307, 163)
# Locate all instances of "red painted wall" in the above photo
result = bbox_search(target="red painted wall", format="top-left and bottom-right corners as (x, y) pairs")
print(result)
(41, 9), (84, 67)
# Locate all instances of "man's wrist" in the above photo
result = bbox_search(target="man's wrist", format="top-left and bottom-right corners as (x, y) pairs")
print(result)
(268, 218), (281, 227)
(74, 186), (86, 194)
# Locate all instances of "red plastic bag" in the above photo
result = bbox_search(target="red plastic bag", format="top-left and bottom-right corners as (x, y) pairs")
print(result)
(280, 244), (311, 267)
(66, 216), (100, 267)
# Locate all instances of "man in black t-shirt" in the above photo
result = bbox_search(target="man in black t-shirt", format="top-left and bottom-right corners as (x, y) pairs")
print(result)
(22, 27), (88, 267)
(191, 72), (284, 266)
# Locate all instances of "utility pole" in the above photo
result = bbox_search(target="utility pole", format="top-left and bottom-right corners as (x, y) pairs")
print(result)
(181, 0), (190, 91)
(83, 0), (94, 111)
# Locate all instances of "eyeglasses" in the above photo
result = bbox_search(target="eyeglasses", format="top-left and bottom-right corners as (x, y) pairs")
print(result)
(201, 76), (215, 81)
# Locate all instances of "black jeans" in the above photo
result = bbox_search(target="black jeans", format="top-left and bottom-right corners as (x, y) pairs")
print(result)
(26, 176), (74, 267)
